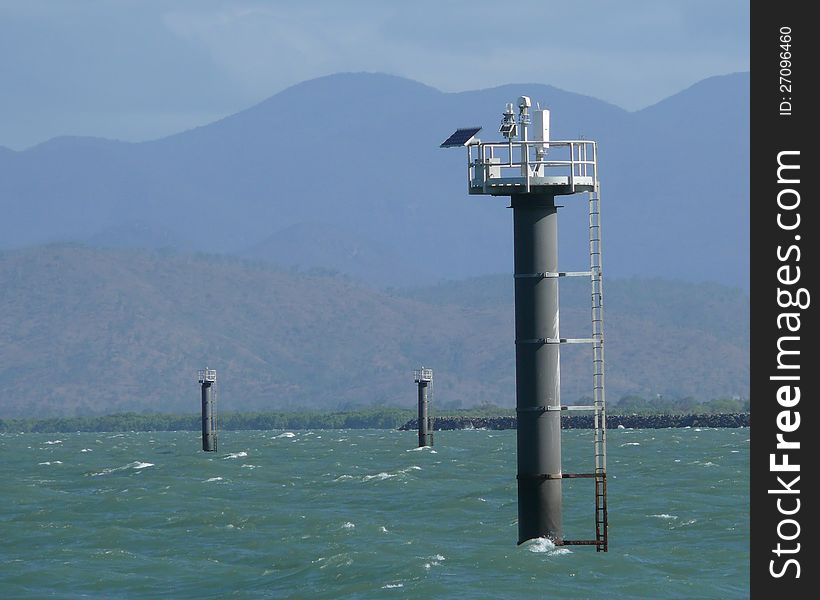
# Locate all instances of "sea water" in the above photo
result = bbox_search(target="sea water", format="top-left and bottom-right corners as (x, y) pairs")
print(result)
(0, 428), (749, 598)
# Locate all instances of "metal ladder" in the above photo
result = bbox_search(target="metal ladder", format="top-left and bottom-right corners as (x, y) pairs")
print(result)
(212, 380), (219, 454)
(589, 184), (608, 552)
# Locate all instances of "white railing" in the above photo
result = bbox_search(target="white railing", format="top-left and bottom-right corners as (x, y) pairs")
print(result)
(413, 368), (433, 383)
(198, 369), (217, 383)
(466, 139), (597, 193)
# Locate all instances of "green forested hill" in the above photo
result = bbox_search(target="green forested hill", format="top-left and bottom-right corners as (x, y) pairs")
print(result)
(0, 245), (748, 417)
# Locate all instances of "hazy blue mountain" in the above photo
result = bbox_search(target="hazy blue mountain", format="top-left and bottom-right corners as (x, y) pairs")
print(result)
(240, 221), (432, 287)
(85, 220), (192, 250)
(0, 245), (748, 418)
(0, 72), (749, 288)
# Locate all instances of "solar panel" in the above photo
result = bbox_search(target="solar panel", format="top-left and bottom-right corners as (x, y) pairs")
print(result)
(440, 127), (481, 148)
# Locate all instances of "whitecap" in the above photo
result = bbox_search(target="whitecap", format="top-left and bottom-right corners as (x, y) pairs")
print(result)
(333, 475), (355, 482)
(382, 583), (403, 589)
(379, 526), (389, 533)
(241, 464), (259, 469)
(38, 461), (63, 465)
(522, 537), (572, 555)
(406, 446), (436, 453)
(363, 472), (395, 481)
(89, 461), (153, 476)
(223, 452), (247, 459)
(620, 442), (641, 447)
(650, 514), (678, 520)
(273, 432), (296, 439)
(81, 448), (93, 453)
(44, 440), (63, 445)
(204, 477), (223, 482)
(341, 522), (355, 529)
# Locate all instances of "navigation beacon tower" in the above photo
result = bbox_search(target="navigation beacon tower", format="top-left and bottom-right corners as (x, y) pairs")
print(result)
(441, 97), (608, 550)
(414, 367), (434, 447)
(198, 368), (218, 452)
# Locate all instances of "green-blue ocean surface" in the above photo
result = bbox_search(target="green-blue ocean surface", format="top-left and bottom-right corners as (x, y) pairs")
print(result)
(0, 428), (748, 598)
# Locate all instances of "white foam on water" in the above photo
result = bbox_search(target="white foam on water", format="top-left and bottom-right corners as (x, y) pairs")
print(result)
(730, 450), (740, 453)
(621, 442), (641, 446)
(223, 451), (248, 459)
(205, 477), (223, 482)
(38, 461), (63, 465)
(333, 475), (355, 482)
(522, 537), (572, 555)
(406, 446), (436, 453)
(363, 472), (395, 482)
(44, 440), (63, 445)
(341, 521), (355, 529)
(81, 448), (93, 453)
(273, 432), (296, 439)
(241, 464), (259, 469)
(379, 526), (389, 533)
(90, 461), (154, 476)
(650, 514), (678, 520)
(382, 583), (403, 589)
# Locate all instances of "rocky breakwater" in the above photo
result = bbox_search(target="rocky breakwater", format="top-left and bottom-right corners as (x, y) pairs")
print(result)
(399, 413), (750, 431)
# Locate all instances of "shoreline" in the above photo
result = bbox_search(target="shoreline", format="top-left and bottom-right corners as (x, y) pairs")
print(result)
(399, 413), (750, 431)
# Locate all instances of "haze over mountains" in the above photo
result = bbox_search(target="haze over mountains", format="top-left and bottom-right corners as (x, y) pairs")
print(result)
(0, 72), (749, 417)
(0, 71), (749, 289)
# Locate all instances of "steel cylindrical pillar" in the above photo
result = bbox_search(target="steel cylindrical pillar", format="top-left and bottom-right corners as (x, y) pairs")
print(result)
(201, 382), (216, 452)
(418, 381), (432, 447)
(512, 193), (562, 544)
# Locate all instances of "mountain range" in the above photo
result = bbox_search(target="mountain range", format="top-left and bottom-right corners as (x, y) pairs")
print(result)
(0, 71), (749, 289)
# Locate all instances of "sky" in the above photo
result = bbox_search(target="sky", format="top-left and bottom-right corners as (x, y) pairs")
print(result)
(0, 0), (749, 150)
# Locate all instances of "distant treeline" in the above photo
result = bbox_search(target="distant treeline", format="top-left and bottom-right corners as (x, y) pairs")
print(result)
(0, 397), (749, 434)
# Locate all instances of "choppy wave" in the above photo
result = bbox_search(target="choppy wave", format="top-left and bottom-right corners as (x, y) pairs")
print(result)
(88, 461), (154, 476)
(523, 537), (572, 555)
(406, 446), (437, 453)
(223, 451), (247, 459)
(1, 428), (749, 599)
